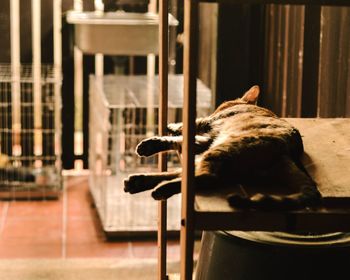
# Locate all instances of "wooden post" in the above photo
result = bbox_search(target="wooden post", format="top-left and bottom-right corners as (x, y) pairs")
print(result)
(301, 5), (321, 117)
(158, 0), (169, 279)
(181, 0), (198, 278)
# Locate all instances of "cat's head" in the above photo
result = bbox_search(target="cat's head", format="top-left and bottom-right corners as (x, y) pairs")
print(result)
(214, 86), (260, 113)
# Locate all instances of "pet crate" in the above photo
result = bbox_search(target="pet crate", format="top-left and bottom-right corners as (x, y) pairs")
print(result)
(0, 64), (62, 199)
(89, 74), (212, 236)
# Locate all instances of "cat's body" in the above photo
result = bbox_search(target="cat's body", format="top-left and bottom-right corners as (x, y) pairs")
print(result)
(124, 86), (321, 210)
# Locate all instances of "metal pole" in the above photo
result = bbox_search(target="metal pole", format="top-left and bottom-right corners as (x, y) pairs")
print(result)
(10, 0), (21, 152)
(181, 0), (198, 278)
(73, 0), (84, 161)
(158, 0), (169, 279)
(148, 0), (157, 77)
(32, 0), (42, 156)
(94, 0), (104, 78)
(53, 0), (62, 168)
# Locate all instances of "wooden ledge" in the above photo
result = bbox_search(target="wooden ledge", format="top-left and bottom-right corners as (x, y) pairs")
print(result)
(194, 118), (350, 232)
(198, 0), (350, 6)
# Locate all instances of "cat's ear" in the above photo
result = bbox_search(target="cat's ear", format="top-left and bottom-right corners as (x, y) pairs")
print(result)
(242, 85), (260, 105)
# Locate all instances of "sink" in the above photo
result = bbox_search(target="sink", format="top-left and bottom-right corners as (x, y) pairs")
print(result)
(66, 11), (178, 55)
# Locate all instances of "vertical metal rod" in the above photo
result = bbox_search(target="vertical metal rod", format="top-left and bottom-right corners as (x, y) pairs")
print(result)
(146, 0), (157, 138)
(10, 0), (21, 151)
(94, 0), (104, 78)
(74, 0), (83, 11)
(95, 54), (104, 77)
(32, 0), (42, 156)
(181, 0), (198, 279)
(73, 1), (84, 161)
(147, 0), (157, 77)
(53, 0), (62, 166)
(158, 0), (168, 279)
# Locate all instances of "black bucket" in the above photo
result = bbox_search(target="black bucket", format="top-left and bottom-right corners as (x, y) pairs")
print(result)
(195, 231), (350, 280)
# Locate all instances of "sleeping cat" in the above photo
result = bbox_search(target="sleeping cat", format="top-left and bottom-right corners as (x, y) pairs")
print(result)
(124, 86), (322, 210)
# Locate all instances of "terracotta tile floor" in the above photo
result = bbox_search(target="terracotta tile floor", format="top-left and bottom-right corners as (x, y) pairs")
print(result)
(0, 175), (181, 259)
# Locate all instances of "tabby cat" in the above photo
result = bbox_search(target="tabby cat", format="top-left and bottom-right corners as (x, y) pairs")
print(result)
(124, 86), (321, 210)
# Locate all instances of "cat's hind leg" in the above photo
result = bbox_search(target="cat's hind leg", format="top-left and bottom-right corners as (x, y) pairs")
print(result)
(151, 173), (218, 200)
(124, 170), (181, 194)
(151, 177), (182, 200)
(227, 156), (322, 210)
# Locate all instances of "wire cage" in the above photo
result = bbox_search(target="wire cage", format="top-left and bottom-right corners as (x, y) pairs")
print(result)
(89, 74), (212, 236)
(0, 64), (62, 199)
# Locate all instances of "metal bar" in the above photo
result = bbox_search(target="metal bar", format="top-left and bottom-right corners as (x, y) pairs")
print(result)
(95, 54), (104, 77)
(301, 5), (321, 117)
(32, 0), (42, 156)
(53, 0), (62, 167)
(147, 0), (157, 77)
(181, 0), (198, 278)
(94, 0), (104, 78)
(73, 0), (84, 167)
(10, 0), (21, 151)
(158, 0), (168, 279)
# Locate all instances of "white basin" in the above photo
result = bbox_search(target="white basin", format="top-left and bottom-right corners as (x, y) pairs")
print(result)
(66, 11), (178, 55)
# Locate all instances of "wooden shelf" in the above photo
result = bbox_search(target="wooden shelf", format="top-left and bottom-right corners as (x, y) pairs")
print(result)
(194, 118), (350, 232)
(158, 0), (350, 277)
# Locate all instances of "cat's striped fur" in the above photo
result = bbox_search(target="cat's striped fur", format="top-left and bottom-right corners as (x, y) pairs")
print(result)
(124, 86), (321, 210)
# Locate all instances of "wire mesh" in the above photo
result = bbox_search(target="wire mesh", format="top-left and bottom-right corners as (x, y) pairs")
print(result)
(0, 64), (62, 199)
(89, 74), (212, 235)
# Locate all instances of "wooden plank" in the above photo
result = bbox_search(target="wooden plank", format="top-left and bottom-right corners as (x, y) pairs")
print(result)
(288, 118), (350, 198)
(194, 118), (350, 231)
(301, 6), (321, 117)
(198, 0), (350, 6)
(195, 206), (350, 232)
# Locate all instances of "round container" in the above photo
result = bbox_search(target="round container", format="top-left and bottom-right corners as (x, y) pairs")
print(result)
(195, 231), (350, 280)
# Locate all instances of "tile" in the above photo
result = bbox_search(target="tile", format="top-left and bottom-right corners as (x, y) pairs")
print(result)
(0, 202), (8, 239)
(66, 218), (105, 244)
(130, 241), (158, 259)
(0, 175), (190, 259)
(0, 243), (62, 258)
(1, 217), (62, 245)
(131, 240), (181, 260)
(66, 178), (95, 218)
(66, 242), (132, 258)
(7, 200), (63, 218)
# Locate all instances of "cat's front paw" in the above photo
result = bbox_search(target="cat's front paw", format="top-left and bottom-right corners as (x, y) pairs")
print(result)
(124, 174), (147, 194)
(151, 189), (165, 200)
(136, 137), (163, 157)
